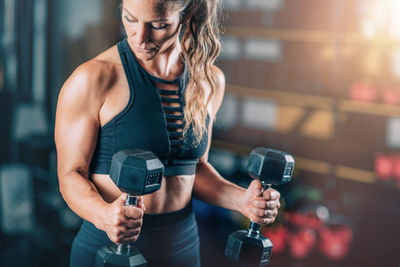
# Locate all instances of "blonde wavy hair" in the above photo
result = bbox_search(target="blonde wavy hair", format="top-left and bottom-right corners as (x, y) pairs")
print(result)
(178, 0), (222, 145)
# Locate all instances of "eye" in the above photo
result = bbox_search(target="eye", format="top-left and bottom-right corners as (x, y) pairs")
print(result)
(124, 15), (135, 23)
(151, 23), (169, 30)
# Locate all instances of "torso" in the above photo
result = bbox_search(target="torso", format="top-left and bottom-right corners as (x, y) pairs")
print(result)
(88, 43), (208, 214)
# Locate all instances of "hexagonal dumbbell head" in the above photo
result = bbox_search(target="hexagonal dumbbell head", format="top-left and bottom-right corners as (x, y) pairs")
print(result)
(248, 147), (295, 186)
(225, 230), (273, 267)
(95, 244), (146, 267)
(109, 149), (164, 196)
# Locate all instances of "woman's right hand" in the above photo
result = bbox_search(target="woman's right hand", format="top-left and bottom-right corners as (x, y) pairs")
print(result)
(100, 193), (145, 244)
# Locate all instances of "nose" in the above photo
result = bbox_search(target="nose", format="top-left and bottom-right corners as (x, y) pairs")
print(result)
(135, 23), (149, 47)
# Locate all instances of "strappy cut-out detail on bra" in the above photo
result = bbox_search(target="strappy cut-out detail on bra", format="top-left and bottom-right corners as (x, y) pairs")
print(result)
(157, 85), (185, 155)
(89, 38), (209, 176)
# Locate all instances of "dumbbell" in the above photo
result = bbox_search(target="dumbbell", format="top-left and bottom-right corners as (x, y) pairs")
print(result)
(225, 147), (295, 266)
(95, 149), (164, 267)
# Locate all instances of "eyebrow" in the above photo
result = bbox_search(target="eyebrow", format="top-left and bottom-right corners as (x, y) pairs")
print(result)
(123, 8), (169, 22)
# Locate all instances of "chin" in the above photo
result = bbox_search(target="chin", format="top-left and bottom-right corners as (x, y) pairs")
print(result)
(136, 52), (156, 61)
(134, 48), (158, 60)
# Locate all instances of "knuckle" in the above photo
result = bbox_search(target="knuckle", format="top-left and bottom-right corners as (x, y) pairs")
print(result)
(261, 201), (268, 209)
(131, 208), (143, 219)
(115, 207), (124, 215)
(263, 218), (271, 224)
(268, 201), (276, 209)
(138, 209), (144, 218)
(113, 217), (121, 226)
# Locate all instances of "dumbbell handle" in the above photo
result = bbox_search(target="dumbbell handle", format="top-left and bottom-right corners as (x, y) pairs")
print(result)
(124, 194), (138, 206)
(115, 194), (138, 255)
(248, 182), (271, 236)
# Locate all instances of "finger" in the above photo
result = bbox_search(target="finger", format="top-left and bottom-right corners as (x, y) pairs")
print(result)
(115, 228), (141, 244)
(252, 216), (275, 225)
(114, 224), (141, 237)
(251, 207), (266, 217)
(252, 198), (280, 209)
(266, 200), (280, 209)
(268, 209), (278, 218)
(111, 213), (126, 226)
(249, 180), (263, 196)
(260, 217), (275, 225)
(262, 209), (278, 218)
(124, 206), (144, 219)
(118, 232), (141, 244)
(137, 196), (146, 211)
(123, 218), (143, 229)
(251, 208), (278, 218)
(263, 189), (280, 201)
(253, 199), (268, 209)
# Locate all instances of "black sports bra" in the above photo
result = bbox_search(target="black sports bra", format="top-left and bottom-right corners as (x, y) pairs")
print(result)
(89, 39), (209, 176)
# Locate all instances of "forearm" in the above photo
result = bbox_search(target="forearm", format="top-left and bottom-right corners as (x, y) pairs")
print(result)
(193, 161), (246, 213)
(59, 171), (108, 229)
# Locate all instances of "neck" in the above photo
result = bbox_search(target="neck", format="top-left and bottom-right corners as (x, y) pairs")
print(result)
(135, 38), (184, 81)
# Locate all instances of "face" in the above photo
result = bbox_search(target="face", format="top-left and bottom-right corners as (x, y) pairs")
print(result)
(121, 0), (183, 61)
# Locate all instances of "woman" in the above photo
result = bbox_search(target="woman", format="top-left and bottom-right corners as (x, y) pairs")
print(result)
(55, 0), (281, 266)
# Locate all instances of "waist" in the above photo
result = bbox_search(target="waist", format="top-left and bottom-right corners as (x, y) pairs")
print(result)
(77, 203), (199, 258)
(143, 201), (193, 227)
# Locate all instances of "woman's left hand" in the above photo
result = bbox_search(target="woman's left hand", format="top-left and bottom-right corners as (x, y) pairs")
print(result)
(241, 180), (281, 225)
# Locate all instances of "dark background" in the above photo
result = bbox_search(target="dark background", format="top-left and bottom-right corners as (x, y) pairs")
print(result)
(0, 0), (399, 266)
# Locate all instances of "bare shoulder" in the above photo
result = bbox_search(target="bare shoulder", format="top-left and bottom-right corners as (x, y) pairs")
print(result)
(58, 45), (120, 113)
(211, 65), (226, 116)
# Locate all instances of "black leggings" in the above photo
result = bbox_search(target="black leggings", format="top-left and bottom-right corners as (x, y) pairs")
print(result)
(70, 203), (201, 267)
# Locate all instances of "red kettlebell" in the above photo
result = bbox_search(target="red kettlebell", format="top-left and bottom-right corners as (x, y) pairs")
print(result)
(318, 225), (353, 261)
(288, 227), (317, 260)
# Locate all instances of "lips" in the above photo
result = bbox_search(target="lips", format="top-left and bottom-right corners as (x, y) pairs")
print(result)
(134, 46), (154, 53)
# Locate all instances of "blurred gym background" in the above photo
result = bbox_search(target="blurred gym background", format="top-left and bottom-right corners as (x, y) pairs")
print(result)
(0, 0), (399, 266)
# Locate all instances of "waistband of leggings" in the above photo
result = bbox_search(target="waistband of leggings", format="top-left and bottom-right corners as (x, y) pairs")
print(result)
(143, 201), (193, 227)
